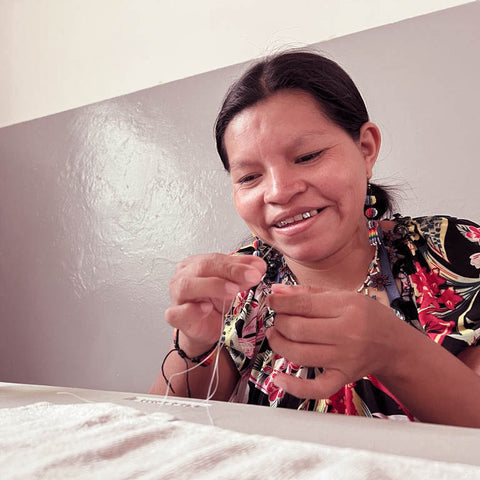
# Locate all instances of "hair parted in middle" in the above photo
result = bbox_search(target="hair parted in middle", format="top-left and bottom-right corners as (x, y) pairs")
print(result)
(214, 49), (395, 218)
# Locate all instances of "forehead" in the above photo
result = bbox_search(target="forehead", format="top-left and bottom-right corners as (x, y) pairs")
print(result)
(224, 89), (335, 160)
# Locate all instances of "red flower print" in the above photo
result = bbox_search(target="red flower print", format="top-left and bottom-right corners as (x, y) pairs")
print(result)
(326, 385), (360, 415)
(410, 263), (462, 344)
(237, 338), (255, 359)
(410, 263), (445, 308)
(232, 291), (258, 316)
(439, 287), (463, 310)
(419, 290), (441, 311)
(464, 226), (480, 244)
(232, 294), (247, 316)
(264, 373), (284, 403)
(418, 310), (455, 343)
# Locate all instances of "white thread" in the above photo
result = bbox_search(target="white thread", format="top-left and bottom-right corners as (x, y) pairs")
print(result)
(205, 300), (229, 402)
(56, 391), (94, 403)
(163, 240), (277, 425)
(161, 341), (219, 401)
(204, 241), (276, 402)
(161, 300), (231, 426)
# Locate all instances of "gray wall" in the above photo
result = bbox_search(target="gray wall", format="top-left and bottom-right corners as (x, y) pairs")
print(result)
(0, 3), (479, 393)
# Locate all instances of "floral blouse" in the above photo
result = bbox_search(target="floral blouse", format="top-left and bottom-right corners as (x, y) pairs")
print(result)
(223, 216), (480, 420)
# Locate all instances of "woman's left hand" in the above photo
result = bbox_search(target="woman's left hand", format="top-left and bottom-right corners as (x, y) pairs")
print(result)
(265, 283), (408, 399)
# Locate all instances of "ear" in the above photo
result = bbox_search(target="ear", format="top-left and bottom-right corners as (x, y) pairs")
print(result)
(358, 122), (381, 180)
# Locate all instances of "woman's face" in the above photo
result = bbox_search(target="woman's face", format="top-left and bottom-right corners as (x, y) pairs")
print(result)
(224, 89), (380, 267)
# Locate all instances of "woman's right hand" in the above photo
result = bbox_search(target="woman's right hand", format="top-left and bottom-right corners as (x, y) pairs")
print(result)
(166, 253), (266, 355)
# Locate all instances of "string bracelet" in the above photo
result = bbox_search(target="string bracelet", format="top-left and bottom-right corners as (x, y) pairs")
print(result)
(161, 348), (178, 395)
(161, 329), (219, 398)
(173, 328), (218, 367)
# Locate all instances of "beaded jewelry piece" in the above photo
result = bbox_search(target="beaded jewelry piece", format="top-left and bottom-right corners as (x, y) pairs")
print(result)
(357, 244), (388, 298)
(364, 184), (381, 246)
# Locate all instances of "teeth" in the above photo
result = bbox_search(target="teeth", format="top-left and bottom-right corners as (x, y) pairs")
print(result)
(276, 209), (319, 228)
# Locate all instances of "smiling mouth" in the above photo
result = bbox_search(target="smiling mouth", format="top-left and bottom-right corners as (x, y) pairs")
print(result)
(274, 209), (322, 228)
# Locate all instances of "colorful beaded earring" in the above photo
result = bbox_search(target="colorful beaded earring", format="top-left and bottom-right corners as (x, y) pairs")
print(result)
(364, 184), (381, 246)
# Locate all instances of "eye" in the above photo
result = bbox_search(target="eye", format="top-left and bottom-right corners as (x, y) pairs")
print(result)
(295, 150), (323, 164)
(238, 173), (260, 184)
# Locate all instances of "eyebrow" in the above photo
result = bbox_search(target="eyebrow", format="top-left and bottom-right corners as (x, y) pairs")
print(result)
(289, 130), (329, 147)
(229, 159), (257, 174)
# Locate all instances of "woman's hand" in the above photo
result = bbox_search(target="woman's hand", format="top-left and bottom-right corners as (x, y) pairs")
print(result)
(166, 253), (266, 355)
(265, 283), (408, 399)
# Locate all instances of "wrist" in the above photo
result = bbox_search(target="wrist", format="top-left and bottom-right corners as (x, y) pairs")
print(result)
(375, 321), (425, 382)
(173, 328), (218, 367)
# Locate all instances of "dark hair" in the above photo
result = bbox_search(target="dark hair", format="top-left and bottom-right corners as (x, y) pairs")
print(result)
(214, 50), (395, 218)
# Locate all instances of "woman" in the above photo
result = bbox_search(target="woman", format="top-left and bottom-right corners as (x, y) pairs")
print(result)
(150, 51), (480, 427)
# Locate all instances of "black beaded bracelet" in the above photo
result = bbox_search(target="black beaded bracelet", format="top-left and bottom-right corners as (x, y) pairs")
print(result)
(173, 328), (218, 367)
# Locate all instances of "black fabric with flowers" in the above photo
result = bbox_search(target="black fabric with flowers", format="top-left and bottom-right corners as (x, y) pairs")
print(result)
(223, 216), (480, 420)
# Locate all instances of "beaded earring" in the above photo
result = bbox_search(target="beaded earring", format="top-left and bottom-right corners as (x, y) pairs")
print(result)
(364, 184), (381, 246)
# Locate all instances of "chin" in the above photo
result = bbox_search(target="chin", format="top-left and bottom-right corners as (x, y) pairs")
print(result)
(278, 242), (332, 264)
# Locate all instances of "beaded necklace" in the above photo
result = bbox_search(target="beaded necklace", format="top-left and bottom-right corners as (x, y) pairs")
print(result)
(356, 244), (389, 298)
(255, 228), (401, 310)
(257, 229), (406, 329)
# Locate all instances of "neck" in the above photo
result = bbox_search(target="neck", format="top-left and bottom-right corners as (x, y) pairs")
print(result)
(284, 231), (377, 291)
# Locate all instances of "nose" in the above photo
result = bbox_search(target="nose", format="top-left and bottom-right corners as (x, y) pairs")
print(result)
(263, 165), (307, 205)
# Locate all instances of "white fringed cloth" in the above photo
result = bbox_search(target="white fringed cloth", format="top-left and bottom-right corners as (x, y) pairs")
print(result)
(0, 402), (478, 479)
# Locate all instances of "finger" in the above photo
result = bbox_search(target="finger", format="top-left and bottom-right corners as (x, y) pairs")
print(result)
(183, 252), (266, 269)
(267, 289), (346, 317)
(271, 283), (338, 295)
(274, 370), (349, 399)
(177, 253), (266, 286)
(165, 303), (224, 346)
(272, 313), (344, 344)
(231, 254), (268, 271)
(170, 276), (243, 304)
(271, 284), (316, 294)
(165, 302), (213, 329)
(266, 327), (339, 367)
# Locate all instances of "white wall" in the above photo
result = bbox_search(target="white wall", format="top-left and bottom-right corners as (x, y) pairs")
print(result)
(0, 0), (473, 128)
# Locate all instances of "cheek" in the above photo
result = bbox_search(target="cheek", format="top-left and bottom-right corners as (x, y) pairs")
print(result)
(233, 190), (260, 224)
(327, 172), (367, 215)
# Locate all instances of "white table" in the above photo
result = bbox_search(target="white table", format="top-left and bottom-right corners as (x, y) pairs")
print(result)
(1, 381), (479, 468)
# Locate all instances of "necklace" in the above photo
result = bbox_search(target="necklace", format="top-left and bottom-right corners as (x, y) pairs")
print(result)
(357, 244), (389, 298)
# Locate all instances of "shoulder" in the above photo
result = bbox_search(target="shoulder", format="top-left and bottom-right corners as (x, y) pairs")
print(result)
(410, 215), (480, 241)
(384, 215), (480, 246)
(385, 215), (480, 277)
(409, 215), (479, 257)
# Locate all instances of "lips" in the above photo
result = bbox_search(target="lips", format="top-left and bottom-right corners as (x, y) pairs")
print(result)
(274, 208), (321, 228)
